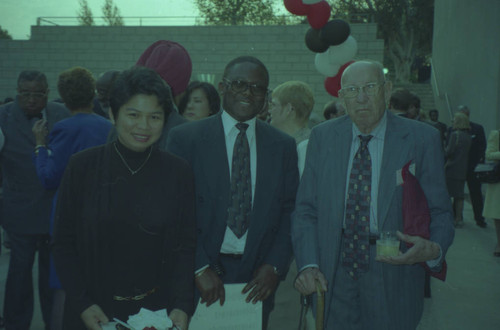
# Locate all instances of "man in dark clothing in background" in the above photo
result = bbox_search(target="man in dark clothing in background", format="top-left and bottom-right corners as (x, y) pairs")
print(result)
(458, 105), (487, 228)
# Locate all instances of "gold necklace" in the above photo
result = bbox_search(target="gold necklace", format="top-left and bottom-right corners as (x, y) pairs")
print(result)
(113, 142), (152, 175)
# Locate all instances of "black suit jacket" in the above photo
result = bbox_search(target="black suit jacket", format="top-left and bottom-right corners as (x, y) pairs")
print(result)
(0, 98), (70, 234)
(166, 114), (299, 279)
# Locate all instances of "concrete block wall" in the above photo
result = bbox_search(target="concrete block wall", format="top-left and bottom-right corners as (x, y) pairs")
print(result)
(0, 23), (384, 120)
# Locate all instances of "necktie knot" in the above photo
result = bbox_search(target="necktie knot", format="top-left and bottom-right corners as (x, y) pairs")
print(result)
(359, 135), (373, 149)
(236, 122), (249, 132)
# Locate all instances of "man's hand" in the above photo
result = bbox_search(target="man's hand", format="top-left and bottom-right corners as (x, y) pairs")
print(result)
(32, 119), (48, 145)
(377, 231), (440, 265)
(294, 267), (328, 296)
(168, 308), (188, 330)
(195, 267), (225, 306)
(80, 304), (108, 330)
(242, 264), (279, 304)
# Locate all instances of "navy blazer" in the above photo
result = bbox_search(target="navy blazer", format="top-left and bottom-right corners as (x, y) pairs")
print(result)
(0, 98), (70, 234)
(166, 113), (299, 279)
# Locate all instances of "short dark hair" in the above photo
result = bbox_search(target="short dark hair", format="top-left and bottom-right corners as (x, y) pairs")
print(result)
(223, 56), (269, 85)
(109, 66), (174, 120)
(389, 88), (413, 112)
(323, 101), (341, 120)
(178, 81), (221, 116)
(429, 109), (438, 116)
(17, 70), (48, 89)
(57, 67), (95, 110)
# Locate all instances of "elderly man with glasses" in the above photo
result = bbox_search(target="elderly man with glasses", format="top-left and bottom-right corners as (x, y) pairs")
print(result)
(167, 56), (299, 330)
(0, 70), (70, 329)
(291, 60), (455, 330)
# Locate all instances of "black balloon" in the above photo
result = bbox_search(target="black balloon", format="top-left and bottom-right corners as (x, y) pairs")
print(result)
(320, 19), (350, 46)
(305, 28), (329, 53)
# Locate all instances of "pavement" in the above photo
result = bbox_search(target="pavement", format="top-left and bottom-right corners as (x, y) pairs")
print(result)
(1, 199), (499, 329)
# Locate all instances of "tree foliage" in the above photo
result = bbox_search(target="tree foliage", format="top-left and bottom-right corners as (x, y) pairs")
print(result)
(77, 0), (94, 26)
(0, 26), (13, 39)
(195, 0), (291, 25)
(331, 0), (434, 83)
(102, 0), (124, 26)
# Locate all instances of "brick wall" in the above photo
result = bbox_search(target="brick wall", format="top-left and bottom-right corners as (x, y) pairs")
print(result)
(0, 24), (384, 120)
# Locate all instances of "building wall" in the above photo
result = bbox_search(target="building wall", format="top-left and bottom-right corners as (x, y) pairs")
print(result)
(432, 0), (500, 135)
(0, 24), (383, 119)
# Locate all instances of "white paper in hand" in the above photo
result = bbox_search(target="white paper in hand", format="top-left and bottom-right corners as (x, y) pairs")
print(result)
(127, 308), (173, 329)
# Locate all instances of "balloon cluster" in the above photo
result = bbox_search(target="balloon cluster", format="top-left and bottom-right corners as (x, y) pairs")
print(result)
(284, 0), (357, 97)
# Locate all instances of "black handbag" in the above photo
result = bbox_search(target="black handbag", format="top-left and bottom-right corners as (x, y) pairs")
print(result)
(474, 162), (500, 184)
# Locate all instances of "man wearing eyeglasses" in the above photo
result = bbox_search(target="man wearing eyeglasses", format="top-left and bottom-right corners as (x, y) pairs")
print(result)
(167, 56), (299, 329)
(0, 70), (70, 329)
(292, 61), (454, 329)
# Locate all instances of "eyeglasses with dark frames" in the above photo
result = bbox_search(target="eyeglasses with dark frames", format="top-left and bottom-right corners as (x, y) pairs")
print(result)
(223, 78), (269, 97)
(339, 82), (385, 98)
(18, 91), (47, 100)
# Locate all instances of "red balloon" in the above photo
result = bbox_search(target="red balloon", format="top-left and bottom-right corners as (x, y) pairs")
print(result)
(324, 60), (355, 97)
(307, 1), (331, 29)
(284, 0), (310, 16)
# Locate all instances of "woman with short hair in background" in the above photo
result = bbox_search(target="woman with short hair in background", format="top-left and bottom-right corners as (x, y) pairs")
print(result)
(178, 81), (220, 121)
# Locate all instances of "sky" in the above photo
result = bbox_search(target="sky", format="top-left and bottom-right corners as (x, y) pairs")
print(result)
(0, 0), (200, 40)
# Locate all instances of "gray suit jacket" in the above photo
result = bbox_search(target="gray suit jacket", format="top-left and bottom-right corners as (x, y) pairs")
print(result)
(292, 111), (454, 329)
(0, 98), (70, 234)
(166, 114), (299, 279)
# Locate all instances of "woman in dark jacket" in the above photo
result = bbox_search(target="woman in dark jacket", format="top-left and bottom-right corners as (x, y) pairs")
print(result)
(445, 112), (472, 228)
(52, 66), (196, 329)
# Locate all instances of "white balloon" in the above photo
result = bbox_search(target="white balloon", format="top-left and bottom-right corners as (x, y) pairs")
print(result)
(329, 36), (358, 65)
(315, 52), (341, 77)
(302, 0), (323, 4)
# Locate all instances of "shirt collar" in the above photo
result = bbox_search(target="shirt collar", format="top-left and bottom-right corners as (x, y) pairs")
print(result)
(351, 110), (387, 142)
(221, 109), (257, 138)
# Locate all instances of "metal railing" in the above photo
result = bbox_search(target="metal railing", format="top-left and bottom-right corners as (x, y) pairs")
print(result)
(36, 13), (375, 27)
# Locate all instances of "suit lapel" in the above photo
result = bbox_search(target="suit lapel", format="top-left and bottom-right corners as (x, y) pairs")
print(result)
(377, 113), (410, 230)
(12, 101), (37, 143)
(244, 121), (276, 256)
(329, 120), (352, 223)
(202, 115), (231, 214)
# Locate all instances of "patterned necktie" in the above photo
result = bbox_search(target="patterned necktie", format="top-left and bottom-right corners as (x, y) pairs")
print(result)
(342, 134), (373, 279)
(227, 123), (252, 238)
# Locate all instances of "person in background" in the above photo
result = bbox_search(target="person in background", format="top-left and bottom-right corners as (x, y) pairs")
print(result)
(429, 109), (448, 146)
(444, 112), (472, 228)
(269, 80), (314, 176)
(93, 70), (121, 119)
(0, 70), (70, 329)
(31, 67), (113, 329)
(178, 81), (220, 121)
(482, 128), (500, 256)
(458, 105), (487, 228)
(407, 91), (421, 120)
(323, 100), (345, 120)
(52, 66), (196, 330)
(388, 87), (412, 117)
(292, 61), (454, 330)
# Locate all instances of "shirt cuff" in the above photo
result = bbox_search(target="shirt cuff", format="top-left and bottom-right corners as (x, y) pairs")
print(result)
(298, 264), (319, 273)
(425, 243), (442, 269)
(195, 264), (209, 275)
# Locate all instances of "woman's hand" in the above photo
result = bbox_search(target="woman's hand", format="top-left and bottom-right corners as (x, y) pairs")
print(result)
(32, 119), (48, 145)
(80, 304), (109, 330)
(169, 308), (188, 330)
